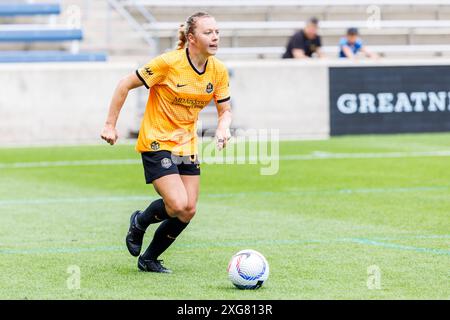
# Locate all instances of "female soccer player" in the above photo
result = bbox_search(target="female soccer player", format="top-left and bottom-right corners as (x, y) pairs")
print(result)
(100, 12), (232, 273)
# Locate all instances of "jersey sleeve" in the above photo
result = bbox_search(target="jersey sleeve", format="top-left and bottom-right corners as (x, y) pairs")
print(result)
(339, 38), (348, 48)
(136, 55), (169, 89)
(214, 65), (230, 104)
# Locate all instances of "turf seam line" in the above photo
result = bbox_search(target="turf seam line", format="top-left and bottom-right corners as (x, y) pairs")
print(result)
(1, 150), (450, 169)
(1, 237), (448, 256)
(0, 185), (449, 206)
(345, 238), (450, 256)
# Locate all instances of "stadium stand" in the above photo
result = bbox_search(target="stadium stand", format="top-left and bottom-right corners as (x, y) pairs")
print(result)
(86, 0), (450, 59)
(5, 1), (447, 60)
(0, 1), (106, 62)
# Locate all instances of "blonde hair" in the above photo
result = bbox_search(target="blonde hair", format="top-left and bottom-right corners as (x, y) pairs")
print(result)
(177, 12), (212, 50)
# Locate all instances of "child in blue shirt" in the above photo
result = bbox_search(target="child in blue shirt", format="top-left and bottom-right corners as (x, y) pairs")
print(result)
(339, 27), (378, 59)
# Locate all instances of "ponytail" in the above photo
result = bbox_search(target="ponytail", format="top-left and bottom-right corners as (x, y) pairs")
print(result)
(176, 24), (187, 50)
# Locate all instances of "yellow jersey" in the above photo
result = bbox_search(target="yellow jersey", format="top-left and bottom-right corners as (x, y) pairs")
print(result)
(135, 48), (230, 156)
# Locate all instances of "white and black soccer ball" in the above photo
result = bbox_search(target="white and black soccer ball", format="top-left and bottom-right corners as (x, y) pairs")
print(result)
(227, 249), (269, 289)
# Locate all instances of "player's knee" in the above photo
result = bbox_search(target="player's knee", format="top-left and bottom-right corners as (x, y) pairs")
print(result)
(172, 204), (196, 223)
(165, 198), (188, 217)
(181, 205), (196, 222)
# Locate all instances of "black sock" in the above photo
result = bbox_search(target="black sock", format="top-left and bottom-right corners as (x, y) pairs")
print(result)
(135, 199), (170, 231)
(141, 217), (189, 260)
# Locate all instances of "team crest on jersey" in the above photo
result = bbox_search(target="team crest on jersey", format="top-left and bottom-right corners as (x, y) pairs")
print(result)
(161, 158), (172, 169)
(144, 67), (153, 76)
(150, 141), (160, 151)
(206, 82), (213, 93)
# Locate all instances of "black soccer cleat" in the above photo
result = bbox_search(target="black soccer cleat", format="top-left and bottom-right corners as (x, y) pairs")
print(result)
(138, 256), (172, 273)
(125, 210), (145, 257)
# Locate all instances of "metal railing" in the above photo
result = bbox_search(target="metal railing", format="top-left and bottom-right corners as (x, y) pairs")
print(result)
(106, 0), (159, 56)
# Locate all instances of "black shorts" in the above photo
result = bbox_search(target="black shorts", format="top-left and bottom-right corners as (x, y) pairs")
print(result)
(141, 150), (200, 184)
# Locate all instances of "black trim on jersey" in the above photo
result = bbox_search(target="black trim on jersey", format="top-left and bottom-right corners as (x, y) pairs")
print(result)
(217, 96), (230, 104)
(186, 48), (208, 75)
(135, 70), (149, 89)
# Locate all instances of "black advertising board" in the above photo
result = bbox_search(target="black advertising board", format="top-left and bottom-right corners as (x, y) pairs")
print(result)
(329, 65), (450, 135)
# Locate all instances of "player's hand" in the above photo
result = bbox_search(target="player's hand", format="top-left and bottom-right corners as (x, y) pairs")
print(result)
(215, 127), (231, 151)
(101, 124), (118, 145)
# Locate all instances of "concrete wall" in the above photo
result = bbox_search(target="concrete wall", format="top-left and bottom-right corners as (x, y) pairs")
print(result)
(226, 60), (330, 139)
(0, 62), (138, 145)
(3, 59), (450, 146)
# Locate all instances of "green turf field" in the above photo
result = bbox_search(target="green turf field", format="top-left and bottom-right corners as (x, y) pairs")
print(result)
(0, 133), (449, 299)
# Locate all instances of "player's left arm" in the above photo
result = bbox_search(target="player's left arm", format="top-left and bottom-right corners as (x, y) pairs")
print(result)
(215, 100), (232, 151)
(214, 64), (232, 150)
(315, 47), (325, 58)
(360, 46), (379, 59)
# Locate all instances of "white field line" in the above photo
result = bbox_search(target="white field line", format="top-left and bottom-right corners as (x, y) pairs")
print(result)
(1, 236), (449, 256)
(0, 185), (449, 206)
(1, 150), (450, 169)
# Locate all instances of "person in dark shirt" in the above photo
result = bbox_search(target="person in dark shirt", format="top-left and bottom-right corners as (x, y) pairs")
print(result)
(282, 17), (323, 59)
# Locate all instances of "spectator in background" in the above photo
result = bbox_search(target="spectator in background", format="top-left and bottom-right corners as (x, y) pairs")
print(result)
(282, 17), (323, 59)
(339, 27), (378, 59)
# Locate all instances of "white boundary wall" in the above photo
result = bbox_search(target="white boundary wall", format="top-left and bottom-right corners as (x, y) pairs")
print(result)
(2, 59), (450, 146)
(0, 62), (138, 146)
(226, 60), (330, 140)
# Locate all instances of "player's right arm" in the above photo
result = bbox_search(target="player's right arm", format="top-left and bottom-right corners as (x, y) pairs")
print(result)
(342, 45), (355, 59)
(101, 55), (168, 145)
(360, 46), (379, 59)
(101, 73), (144, 145)
(292, 48), (307, 59)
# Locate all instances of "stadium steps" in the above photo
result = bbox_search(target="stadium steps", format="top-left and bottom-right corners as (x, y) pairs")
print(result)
(118, 0), (450, 58)
(137, 2), (450, 21)
(142, 18), (450, 54)
(67, 0), (151, 56)
(215, 44), (450, 59)
(42, 0), (450, 59)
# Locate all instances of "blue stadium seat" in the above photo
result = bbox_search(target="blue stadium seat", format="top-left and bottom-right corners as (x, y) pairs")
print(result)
(0, 3), (61, 16)
(0, 51), (108, 63)
(0, 28), (82, 42)
(0, 4), (105, 63)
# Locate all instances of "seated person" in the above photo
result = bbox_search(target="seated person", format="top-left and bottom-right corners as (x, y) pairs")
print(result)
(339, 27), (378, 59)
(282, 17), (323, 59)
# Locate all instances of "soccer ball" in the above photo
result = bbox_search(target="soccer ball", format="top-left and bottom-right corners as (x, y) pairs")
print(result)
(227, 249), (269, 289)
